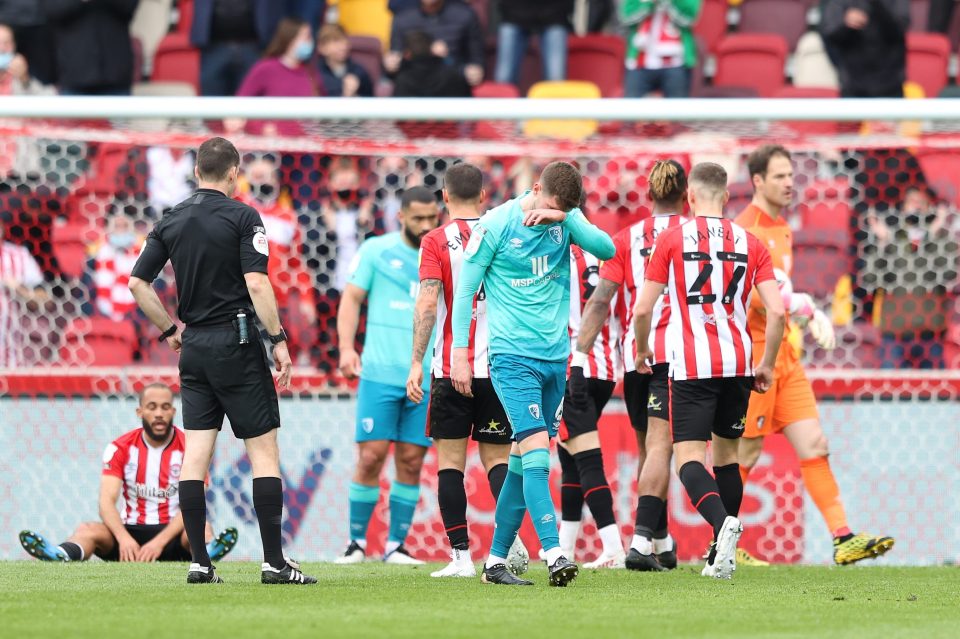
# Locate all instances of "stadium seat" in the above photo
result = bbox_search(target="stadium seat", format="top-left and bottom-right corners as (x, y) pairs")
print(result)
(152, 33), (200, 94)
(471, 83), (520, 139)
(472, 82), (520, 98)
(692, 85), (759, 98)
(565, 34), (626, 97)
(774, 87), (841, 135)
(797, 179), (852, 231)
(792, 228), (850, 298)
(792, 32), (840, 89)
(176, 0), (193, 34)
(906, 32), (951, 99)
(59, 318), (138, 367)
(693, 0), (731, 53)
(339, 0), (392, 50)
(737, 0), (811, 51)
(917, 149), (960, 207)
(347, 35), (384, 87)
(132, 81), (197, 96)
(712, 34), (788, 97)
(131, 0), (174, 75)
(523, 81), (601, 140)
(52, 223), (97, 279)
(909, 0), (930, 31)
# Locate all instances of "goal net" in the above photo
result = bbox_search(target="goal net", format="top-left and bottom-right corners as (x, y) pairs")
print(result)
(0, 98), (957, 565)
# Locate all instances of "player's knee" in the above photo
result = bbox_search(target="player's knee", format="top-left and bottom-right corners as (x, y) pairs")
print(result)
(357, 448), (387, 475)
(75, 521), (103, 539)
(395, 449), (426, 478)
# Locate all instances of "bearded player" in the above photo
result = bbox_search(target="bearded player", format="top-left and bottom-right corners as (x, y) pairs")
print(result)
(451, 161), (615, 586)
(574, 159), (688, 571)
(735, 145), (894, 565)
(19, 383), (237, 563)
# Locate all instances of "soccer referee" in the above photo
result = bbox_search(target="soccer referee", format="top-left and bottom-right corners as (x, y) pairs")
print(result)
(128, 137), (316, 585)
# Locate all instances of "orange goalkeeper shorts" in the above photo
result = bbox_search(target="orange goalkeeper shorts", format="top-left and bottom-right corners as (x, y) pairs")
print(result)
(743, 345), (819, 439)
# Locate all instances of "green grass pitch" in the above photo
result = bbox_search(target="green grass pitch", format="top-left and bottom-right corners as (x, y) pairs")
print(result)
(1, 562), (957, 638)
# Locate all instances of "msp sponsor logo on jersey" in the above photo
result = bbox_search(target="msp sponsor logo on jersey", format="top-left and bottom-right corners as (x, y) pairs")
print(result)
(253, 226), (269, 256)
(548, 226), (563, 244)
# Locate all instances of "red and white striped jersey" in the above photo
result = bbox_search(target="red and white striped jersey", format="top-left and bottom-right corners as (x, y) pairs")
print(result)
(0, 241), (44, 368)
(94, 241), (142, 321)
(102, 427), (186, 526)
(569, 246), (621, 381)
(645, 217), (775, 381)
(600, 214), (683, 371)
(419, 218), (490, 378)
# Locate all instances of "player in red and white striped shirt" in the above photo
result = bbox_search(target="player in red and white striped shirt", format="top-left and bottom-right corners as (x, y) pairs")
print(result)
(553, 244), (625, 568)
(576, 160), (688, 571)
(18, 383), (237, 563)
(634, 162), (784, 579)
(405, 163), (521, 578)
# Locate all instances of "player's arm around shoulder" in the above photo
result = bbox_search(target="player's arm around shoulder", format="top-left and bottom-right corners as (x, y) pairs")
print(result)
(564, 208), (616, 260)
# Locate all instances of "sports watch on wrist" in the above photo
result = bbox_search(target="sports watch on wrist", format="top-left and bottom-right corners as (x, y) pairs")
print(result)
(268, 329), (288, 345)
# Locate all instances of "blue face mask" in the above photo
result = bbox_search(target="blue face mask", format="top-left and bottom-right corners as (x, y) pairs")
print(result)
(294, 41), (314, 62)
(0, 52), (14, 71)
(109, 232), (136, 250)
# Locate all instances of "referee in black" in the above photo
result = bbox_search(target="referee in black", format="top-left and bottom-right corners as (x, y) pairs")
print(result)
(128, 137), (316, 585)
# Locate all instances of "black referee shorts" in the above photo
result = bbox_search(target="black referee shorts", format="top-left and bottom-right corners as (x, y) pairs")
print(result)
(623, 364), (670, 430)
(179, 326), (280, 439)
(559, 378), (615, 442)
(98, 524), (191, 562)
(669, 376), (754, 443)
(428, 377), (512, 444)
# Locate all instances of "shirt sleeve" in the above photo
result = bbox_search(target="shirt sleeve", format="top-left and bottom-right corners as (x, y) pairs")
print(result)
(239, 207), (270, 275)
(752, 238), (776, 285)
(564, 209), (616, 260)
(20, 250), (44, 288)
(418, 233), (443, 282)
(598, 230), (628, 285)
(645, 230), (673, 284)
(451, 220), (498, 348)
(101, 440), (127, 479)
(130, 225), (170, 282)
(348, 239), (376, 291)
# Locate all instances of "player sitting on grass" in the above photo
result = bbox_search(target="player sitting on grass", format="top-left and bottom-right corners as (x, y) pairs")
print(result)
(633, 163), (785, 580)
(451, 161), (616, 586)
(19, 383), (237, 563)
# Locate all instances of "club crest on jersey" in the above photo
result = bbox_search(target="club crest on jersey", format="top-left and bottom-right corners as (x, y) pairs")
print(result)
(361, 418), (374, 433)
(169, 464), (181, 479)
(549, 226), (563, 244)
(528, 403), (541, 420)
(509, 238), (523, 249)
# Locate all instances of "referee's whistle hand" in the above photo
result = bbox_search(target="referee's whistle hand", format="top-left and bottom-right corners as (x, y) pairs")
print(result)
(406, 368), (425, 404)
(274, 342), (293, 390)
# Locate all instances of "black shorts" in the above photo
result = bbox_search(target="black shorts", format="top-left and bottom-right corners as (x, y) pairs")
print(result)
(623, 364), (670, 430)
(560, 378), (615, 441)
(669, 376), (754, 443)
(428, 377), (512, 444)
(179, 325), (280, 439)
(99, 524), (192, 562)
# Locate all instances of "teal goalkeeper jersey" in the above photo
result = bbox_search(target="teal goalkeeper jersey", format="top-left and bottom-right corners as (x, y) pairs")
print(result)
(348, 232), (429, 388)
(452, 193), (615, 362)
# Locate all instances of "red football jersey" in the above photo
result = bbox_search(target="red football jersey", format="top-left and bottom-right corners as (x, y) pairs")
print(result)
(102, 427), (186, 526)
(569, 245), (620, 381)
(645, 216), (775, 380)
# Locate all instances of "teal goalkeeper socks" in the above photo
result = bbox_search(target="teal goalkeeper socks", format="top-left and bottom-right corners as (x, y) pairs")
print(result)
(349, 482), (380, 542)
(490, 455), (525, 559)
(388, 481), (421, 544)
(522, 448), (560, 552)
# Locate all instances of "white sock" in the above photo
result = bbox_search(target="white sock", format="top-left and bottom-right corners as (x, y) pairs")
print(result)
(485, 553), (507, 569)
(653, 534), (675, 554)
(543, 546), (564, 566)
(452, 548), (473, 564)
(597, 524), (623, 556)
(384, 540), (401, 556)
(558, 520), (580, 555)
(630, 535), (653, 555)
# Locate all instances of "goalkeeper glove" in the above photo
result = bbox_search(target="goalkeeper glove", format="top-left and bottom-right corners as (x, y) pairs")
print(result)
(809, 308), (836, 350)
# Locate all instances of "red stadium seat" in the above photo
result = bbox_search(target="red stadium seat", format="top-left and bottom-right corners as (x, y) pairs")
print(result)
(59, 318), (138, 366)
(917, 148), (960, 206)
(177, 0), (194, 34)
(472, 82), (520, 98)
(471, 83), (520, 139)
(798, 179), (852, 231)
(348, 35), (384, 87)
(774, 86), (841, 135)
(737, 0), (811, 51)
(713, 34), (788, 97)
(52, 223), (98, 279)
(792, 229), (850, 298)
(693, 0), (730, 54)
(906, 32), (951, 100)
(565, 35), (626, 97)
(152, 33), (200, 94)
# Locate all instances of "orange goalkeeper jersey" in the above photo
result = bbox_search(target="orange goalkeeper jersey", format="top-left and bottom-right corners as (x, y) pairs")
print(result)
(735, 204), (793, 349)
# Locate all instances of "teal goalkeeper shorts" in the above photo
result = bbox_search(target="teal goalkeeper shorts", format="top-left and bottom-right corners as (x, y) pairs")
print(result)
(355, 378), (431, 447)
(489, 353), (566, 441)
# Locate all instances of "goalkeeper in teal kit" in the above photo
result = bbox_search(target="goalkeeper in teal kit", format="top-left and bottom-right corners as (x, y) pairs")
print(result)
(451, 162), (615, 586)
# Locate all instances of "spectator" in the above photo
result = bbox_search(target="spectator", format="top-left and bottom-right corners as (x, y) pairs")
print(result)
(0, 212), (45, 367)
(0, 1), (56, 85)
(238, 156), (317, 363)
(821, 0), (909, 98)
(191, 0), (288, 97)
(42, 0), (137, 95)
(322, 162), (377, 291)
(928, 0), (955, 34)
(316, 23), (374, 97)
(620, 0), (701, 99)
(236, 17), (325, 135)
(861, 187), (959, 369)
(0, 23), (54, 95)
(386, 0), (484, 87)
(393, 30), (471, 97)
(92, 215), (142, 322)
(494, 0), (572, 87)
(388, 0), (418, 12)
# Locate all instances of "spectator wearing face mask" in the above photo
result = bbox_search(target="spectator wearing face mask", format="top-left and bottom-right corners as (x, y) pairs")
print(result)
(238, 156), (317, 363)
(320, 163), (378, 291)
(93, 215), (143, 321)
(0, 23), (54, 95)
(236, 17), (325, 136)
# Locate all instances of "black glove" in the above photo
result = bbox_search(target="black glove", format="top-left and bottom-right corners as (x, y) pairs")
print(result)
(568, 365), (589, 412)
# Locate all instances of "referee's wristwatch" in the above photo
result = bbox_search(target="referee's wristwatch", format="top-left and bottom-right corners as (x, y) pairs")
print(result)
(268, 329), (288, 345)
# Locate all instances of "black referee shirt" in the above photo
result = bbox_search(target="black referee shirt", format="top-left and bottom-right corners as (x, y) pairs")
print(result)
(131, 188), (269, 327)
